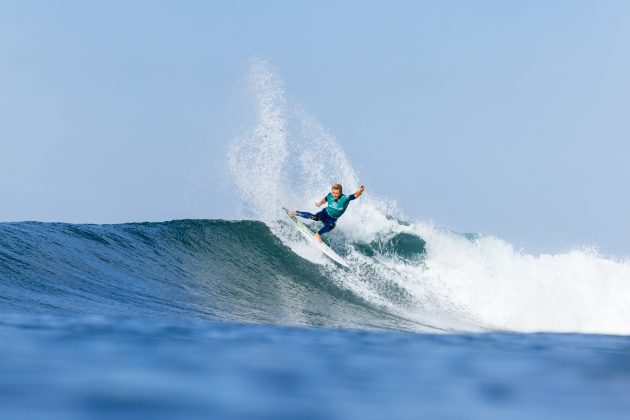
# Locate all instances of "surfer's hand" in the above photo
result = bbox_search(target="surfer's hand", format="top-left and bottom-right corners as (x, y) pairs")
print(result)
(315, 202), (321, 208)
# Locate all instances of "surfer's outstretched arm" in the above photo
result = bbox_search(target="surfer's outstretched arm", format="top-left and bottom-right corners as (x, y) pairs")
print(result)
(315, 196), (327, 208)
(351, 185), (365, 199)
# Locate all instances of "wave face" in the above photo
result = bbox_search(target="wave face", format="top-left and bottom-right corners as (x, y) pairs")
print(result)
(0, 220), (423, 331)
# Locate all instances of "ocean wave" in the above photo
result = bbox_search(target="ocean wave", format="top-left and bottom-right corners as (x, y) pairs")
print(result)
(2, 218), (630, 334)
(0, 220), (426, 332)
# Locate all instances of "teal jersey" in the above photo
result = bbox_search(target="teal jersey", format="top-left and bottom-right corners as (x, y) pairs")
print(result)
(325, 193), (356, 218)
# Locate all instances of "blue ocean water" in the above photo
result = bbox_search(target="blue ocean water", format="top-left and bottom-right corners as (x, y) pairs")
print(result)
(2, 314), (630, 420)
(1, 220), (629, 419)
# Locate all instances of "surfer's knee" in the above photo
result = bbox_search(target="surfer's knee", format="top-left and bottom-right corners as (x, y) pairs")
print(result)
(318, 223), (335, 235)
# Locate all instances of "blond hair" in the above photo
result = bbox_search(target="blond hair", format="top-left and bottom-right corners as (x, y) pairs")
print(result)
(331, 183), (343, 192)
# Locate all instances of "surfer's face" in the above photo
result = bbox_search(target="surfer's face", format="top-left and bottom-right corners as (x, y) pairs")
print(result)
(331, 189), (342, 200)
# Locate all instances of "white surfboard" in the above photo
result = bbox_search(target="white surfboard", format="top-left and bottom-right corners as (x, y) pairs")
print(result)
(282, 208), (349, 268)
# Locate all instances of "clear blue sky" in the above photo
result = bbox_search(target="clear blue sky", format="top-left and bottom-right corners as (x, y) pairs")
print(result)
(1, 1), (629, 255)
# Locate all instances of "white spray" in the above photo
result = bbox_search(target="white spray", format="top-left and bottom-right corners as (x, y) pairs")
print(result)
(228, 58), (630, 335)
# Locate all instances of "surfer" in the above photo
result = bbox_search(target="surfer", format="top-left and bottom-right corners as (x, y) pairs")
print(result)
(290, 184), (365, 242)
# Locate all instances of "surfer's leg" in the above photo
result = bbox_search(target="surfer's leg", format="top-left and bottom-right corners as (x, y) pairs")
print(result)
(296, 209), (328, 221)
(294, 211), (317, 220)
(314, 208), (329, 220)
(317, 217), (337, 235)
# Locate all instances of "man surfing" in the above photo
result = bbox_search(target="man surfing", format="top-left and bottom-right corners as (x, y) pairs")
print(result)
(289, 183), (365, 242)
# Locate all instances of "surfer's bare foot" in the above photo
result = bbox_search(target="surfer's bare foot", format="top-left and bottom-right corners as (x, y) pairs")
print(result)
(288, 210), (296, 217)
(314, 233), (322, 242)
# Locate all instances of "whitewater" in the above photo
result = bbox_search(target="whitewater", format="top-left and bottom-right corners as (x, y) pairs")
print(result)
(228, 58), (630, 336)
